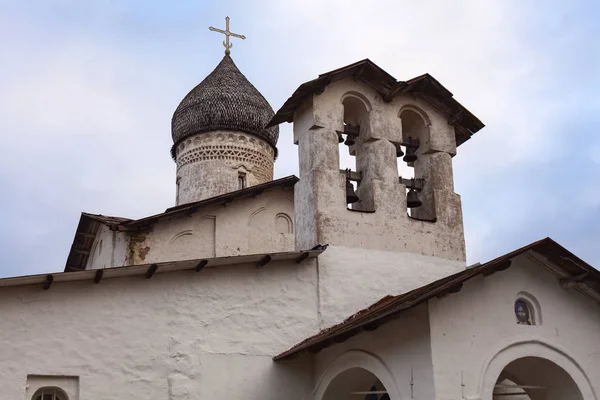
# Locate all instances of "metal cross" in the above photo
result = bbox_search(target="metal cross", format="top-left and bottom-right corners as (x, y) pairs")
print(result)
(209, 16), (246, 55)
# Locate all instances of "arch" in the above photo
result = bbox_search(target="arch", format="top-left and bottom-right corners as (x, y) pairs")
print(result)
(275, 213), (293, 234)
(248, 207), (266, 226)
(341, 91), (373, 112)
(169, 230), (193, 245)
(397, 105), (431, 128)
(342, 93), (371, 127)
(478, 339), (597, 400)
(516, 291), (543, 325)
(399, 107), (430, 143)
(314, 350), (403, 400)
(32, 386), (69, 400)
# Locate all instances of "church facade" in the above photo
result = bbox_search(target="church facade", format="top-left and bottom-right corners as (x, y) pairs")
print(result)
(1, 38), (599, 400)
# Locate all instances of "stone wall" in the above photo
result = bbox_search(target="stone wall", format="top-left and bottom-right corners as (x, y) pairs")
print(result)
(174, 130), (275, 205)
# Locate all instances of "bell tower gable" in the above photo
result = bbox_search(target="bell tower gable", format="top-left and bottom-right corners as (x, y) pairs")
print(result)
(271, 59), (484, 262)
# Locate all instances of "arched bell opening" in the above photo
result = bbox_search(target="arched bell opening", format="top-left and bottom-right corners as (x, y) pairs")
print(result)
(340, 93), (371, 209)
(322, 367), (390, 400)
(399, 107), (431, 219)
(493, 357), (584, 400)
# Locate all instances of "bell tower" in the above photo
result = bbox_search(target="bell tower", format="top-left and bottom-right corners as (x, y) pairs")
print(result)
(268, 60), (484, 326)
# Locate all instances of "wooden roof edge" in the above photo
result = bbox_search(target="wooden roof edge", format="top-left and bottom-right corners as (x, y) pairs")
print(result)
(267, 59), (484, 141)
(122, 175), (299, 229)
(11, 248), (326, 290)
(63, 214), (101, 272)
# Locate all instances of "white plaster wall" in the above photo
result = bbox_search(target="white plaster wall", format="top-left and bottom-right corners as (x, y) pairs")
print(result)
(87, 224), (130, 270)
(0, 259), (318, 400)
(313, 304), (436, 400)
(317, 245), (464, 328)
(428, 253), (600, 400)
(129, 186), (295, 265)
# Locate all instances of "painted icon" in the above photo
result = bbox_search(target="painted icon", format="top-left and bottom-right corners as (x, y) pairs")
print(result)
(515, 300), (532, 325)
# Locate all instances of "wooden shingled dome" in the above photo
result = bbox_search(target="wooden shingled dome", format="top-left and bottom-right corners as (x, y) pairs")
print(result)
(171, 55), (279, 151)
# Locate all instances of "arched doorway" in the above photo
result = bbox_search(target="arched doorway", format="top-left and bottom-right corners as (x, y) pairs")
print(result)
(322, 367), (390, 400)
(493, 357), (583, 400)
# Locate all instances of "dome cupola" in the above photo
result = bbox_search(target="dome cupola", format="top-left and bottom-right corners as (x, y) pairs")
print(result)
(171, 54), (279, 206)
(171, 55), (279, 155)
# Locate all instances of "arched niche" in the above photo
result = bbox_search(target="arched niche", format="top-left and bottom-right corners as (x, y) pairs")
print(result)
(478, 340), (596, 400)
(248, 207), (267, 228)
(314, 350), (402, 400)
(169, 230), (194, 245)
(275, 213), (293, 234)
(515, 291), (543, 326)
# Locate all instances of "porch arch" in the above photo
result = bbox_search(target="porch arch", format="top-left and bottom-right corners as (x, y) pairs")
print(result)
(314, 350), (403, 400)
(478, 340), (596, 400)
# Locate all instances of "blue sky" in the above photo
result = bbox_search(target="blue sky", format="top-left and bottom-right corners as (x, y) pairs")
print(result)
(0, 0), (599, 278)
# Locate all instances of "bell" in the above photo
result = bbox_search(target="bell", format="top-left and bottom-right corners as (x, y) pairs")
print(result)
(403, 137), (419, 163)
(344, 135), (356, 146)
(338, 132), (344, 143)
(406, 189), (422, 208)
(403, 146), (417, 163)
(346, 180), (359, 204)
(395, 143), (404, 158)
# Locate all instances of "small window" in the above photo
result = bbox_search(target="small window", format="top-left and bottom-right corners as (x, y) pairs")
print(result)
(238, 172), (247, 190)
(514, 299), (533, 325)
(33, 387), (67, 400)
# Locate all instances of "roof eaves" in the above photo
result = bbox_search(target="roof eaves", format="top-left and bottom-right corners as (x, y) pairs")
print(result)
(9, 248), (326, 290)
(267, 60), (484, 145)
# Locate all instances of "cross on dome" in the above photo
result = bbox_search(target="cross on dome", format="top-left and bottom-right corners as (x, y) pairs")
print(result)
(209, 16), (246, 55)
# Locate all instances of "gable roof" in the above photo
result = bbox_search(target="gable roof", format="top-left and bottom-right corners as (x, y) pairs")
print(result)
(64, 213), (132, 272)
(274, 238), (600, 361)
(64, 176), (299, 272)
(267, 59), (485, 146)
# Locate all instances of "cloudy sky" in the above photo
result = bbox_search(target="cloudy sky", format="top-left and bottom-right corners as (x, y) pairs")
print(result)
(0, 0), (598, 278)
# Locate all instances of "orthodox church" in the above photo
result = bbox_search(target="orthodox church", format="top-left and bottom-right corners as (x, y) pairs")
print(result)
(2, 19), (599, 400)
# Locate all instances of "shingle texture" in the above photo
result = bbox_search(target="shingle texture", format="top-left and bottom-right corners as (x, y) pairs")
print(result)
(171, 55), (279, 148)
